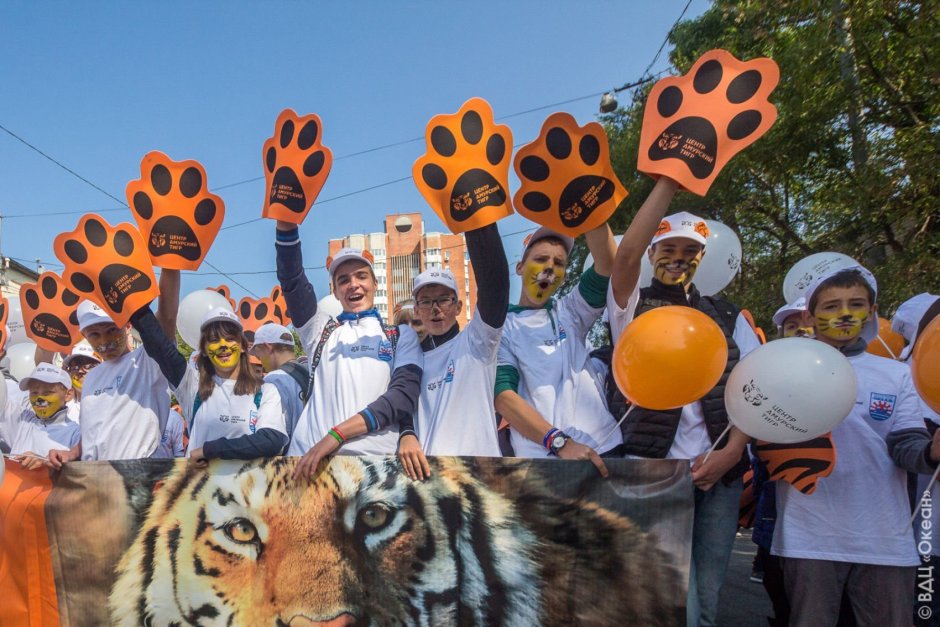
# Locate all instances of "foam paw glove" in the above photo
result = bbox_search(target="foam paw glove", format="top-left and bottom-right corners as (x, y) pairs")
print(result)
(20, 272), (82, 352)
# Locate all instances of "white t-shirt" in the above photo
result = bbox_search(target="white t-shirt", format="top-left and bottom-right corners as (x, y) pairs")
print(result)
(174, 363), (287, 454)
(156, 408), (186, 458)
(772, 352), (925, 566)
(79, 346), (170, 461)
(417, 309), (501, 456)
(66, 398), (81, 424)
(606, 280), (641, 342)
(290, 316), (423, 456)
(0, 378), (28, 453)
(9, 407), (81, 457)
(498, 289), (621, 458)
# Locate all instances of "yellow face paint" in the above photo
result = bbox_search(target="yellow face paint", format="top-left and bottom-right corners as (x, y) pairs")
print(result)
(522, 261), (564, 305)
(30, 394), (65, 420)
(206, 338), (241, 370)
(781, 318), (815, 339)
(815, 307), (870, 341)
(652, 250), (703, 286)
(91, 330), (126, 355)
(70, 375), (84, 391)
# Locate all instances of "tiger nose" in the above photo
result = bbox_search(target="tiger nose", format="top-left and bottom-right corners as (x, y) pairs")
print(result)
(288, 613), (356, 627)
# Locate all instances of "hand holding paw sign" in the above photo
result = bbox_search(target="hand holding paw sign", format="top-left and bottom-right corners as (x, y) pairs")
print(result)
(54, 215), (159, 327)
(638, 49), (779, 196)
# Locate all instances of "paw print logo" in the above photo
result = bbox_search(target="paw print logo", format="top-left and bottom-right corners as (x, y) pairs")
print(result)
(514, 112), (627, 237)
(413, 97), (513, 233)
(743, 379), (769, 406)
(126, 151), (225, 271)
(269, 286), (291, 326)
(208, 284), (236, 311)
(262, 109), (334, 224)
(638, 49), (780, 196)
(53, 214), (159, 326)
(20, 272), (82, 351)
(237, 296), (281, 343)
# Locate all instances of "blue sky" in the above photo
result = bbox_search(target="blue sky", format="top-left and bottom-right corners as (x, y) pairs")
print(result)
(0, 1), (706, 305)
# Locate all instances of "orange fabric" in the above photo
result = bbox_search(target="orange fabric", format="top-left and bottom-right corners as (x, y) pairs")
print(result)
(0, 296), (9, 353)
(754, 434), (836, 495)
(53, 214), (160, 327)
(237, 296), (281, 337)
(513, 112), (627, 237)
(20, 272), (82, 352)
(126, 151), (226, 271)
(638, 49), (780, 196)
(0, 460), (59, 627)
(413, 97), (514, 233)
(262, 109), (334, 224)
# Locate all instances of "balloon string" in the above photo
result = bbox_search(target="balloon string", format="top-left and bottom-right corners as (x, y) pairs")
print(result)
(701, 423), (733, 466)
(600, 405), (637, 449)
(910, 463), (940, 527)
(876, 334), (898, 360)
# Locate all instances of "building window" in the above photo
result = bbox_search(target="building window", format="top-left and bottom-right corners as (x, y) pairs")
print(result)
(373, 249), (385, 257)
(444, 252), (450, 261)
(376, 289), (387, 297)
(374, 262), (386, 270)
(464, 251), (469, 261)
(427, 261), (441, 269)
(426, 248), (440, 256)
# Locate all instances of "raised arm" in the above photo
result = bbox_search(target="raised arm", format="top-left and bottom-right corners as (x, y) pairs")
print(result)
(583, 223), (617, 278)
(130, 306), (187, 388)
(155, 269), (181, 340)
(465, 222), (510, 328)
(275, 221), (317, 328)
(610, 177), (679, 307)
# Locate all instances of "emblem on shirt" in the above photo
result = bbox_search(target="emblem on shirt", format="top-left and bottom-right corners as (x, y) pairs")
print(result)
(249, 410), (260, 433)
(427, 360), (457, 392)
(378, 340), (394, 362)
(868, 393), (896, 421)
(543, 324), (568, 347)
(444, 359), (455, 383)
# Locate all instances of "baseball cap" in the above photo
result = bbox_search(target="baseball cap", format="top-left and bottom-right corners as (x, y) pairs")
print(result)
(62, 342), (101, 369)
(522, 226), (574, 256)
(772, 297), (807, 329)
(893, 293), (939, 361)
(412, 268), (458, 298)
(327, 248), (375, 277)
(651, 211), (710, 247)
(77, 300), (115, 331)
(19, 362), (72, 391)
(252, 322), (295, 347)
(200, 307), (242, 331)
(804, 264), (879, 343)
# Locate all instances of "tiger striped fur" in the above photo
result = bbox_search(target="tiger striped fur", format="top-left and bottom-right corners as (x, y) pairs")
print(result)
(109, 456), (679, 626)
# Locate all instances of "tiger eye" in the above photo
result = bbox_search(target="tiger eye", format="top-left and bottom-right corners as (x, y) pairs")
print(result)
(224, 519), (258, 544)
(360, 505), (389, 529)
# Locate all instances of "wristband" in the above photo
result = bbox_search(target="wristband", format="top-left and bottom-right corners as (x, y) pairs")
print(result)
(399, 429), (417, 442)
(543, 427), (559, 450)
(328, 428), (345, 445)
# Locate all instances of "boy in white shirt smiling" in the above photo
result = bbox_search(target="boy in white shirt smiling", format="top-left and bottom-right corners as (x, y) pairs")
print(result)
(8, 363), (79, 470)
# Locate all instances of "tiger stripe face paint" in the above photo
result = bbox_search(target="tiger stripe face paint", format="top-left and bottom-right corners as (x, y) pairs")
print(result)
(206, 338), (241, 370)
(815, 308), (870, 341)
(649, 239), (704, 287)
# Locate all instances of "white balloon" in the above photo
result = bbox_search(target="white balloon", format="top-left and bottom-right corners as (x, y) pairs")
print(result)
(317, 294), (343, 318)
(177, 290), (234, 349)
(694, 220), (743, 296)
(725, 337), (857, 443)
(6, 297), (27, 346)
(2, 341), (39, 382)
(783, 252), (857, 305)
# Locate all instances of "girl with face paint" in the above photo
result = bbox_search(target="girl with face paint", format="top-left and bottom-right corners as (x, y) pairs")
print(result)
(7, 363), (80, 470)
(130, 299), (290, 467)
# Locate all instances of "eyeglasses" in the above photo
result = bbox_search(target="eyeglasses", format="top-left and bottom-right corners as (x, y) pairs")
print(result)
(415, 296), (457, 311)
(65, 362), (95, 375)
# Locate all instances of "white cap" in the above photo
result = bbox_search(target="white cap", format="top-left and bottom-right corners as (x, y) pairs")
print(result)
(893, 293), (939, 361)
(651, 211), (710, 247)
(523, 226), (574, 256)
(412, 269), (458, 298)
(327, 248), (374, 277)
(62, 342), (101, 368)
(772, 297), (807, 329)
(19, 362), (72, 391)
(804, 264), (879, 343)
(252, 322), (294, 347)
(200, 307), (242, 331)
(77, 300), (114, 331)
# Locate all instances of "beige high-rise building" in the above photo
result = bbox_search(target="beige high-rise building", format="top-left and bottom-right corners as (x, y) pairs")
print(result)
(327, 213), (477, 325)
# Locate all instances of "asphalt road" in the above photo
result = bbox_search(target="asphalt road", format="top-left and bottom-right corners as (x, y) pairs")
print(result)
(716, 533), (775, 626)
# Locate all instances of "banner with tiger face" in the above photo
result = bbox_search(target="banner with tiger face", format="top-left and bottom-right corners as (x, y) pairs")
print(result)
(2, 457), (693, 626)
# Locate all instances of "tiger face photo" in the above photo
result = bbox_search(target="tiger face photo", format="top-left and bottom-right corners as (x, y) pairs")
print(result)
(106, 456), (684, 626)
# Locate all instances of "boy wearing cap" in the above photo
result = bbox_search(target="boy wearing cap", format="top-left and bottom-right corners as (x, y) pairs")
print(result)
(494, 222), (618, 474)
(397, 222), (509, 478)
(893, 292), (940, 363)
(8, 363), (80, 470)
(614, 210), (760, 627)
(772, 266), (939, 625)
(274, 221), (423, 481)
(250, 322), (306, 438)
(61, 342), (101, 422)
(773, 297), (814, 338)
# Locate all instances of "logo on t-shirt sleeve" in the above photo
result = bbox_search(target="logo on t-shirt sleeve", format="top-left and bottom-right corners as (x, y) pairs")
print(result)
(869, 392), (896, 421)
(249, 410), (260, 433)
(378, 340), (394, 362)
(444, 359), (455, 383)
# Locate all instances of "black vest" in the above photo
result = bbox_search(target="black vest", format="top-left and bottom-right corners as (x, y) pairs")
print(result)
(620, 280), (748, 482)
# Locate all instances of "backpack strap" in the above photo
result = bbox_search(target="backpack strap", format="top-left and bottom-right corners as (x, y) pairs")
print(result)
(306, 318), (342, 401)
(278, 360), (311, 403)
(253, 390), (262, 409)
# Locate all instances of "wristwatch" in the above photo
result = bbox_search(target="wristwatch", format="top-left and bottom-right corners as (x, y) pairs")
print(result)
(549, 431), (570, 456)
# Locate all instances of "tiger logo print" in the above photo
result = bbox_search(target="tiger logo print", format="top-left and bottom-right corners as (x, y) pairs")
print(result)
(109, 456), (680, 626)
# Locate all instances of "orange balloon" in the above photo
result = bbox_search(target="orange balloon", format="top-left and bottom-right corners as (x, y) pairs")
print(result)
(912, 317), (940, 414)
(612, 306), (728, 410)
(866, 317), (905, 359)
